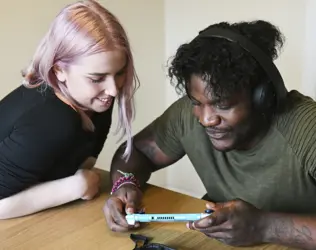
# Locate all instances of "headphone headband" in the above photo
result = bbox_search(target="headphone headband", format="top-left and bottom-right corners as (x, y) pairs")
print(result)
(197, 27), (287, 107)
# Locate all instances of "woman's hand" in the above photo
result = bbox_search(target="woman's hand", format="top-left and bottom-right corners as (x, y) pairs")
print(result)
(75, 168), (101, 200)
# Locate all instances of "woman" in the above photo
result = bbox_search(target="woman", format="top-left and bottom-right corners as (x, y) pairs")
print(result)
(0, 0), (138, 219)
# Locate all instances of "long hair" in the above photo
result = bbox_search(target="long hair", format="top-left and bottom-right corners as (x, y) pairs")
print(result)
(22, 0), (139, 160)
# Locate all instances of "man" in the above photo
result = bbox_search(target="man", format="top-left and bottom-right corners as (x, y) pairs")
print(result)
(103, 20), (316, 249)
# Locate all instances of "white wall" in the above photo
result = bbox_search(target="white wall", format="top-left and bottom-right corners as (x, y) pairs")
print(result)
(0, 0), (69, 99)
(302, 0), (316, 99)
(0, 0), (315, 199)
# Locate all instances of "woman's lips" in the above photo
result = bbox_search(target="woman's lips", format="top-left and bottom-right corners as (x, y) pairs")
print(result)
(97, 97), (112, 107)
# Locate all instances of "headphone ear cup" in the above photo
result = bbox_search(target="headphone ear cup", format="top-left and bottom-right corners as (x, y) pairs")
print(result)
(252, 83), (276, 111)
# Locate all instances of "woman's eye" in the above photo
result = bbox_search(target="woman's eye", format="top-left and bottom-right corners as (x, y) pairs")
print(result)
(91, 78), (104, 84)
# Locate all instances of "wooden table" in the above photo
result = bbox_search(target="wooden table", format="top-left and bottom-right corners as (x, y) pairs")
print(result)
(0, 169), (296, 250)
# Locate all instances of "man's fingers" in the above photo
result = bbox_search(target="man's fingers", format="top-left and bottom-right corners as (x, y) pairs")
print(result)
(110, 201), (130, 227)
(103, 205), (127, 232)
(205, 231), (232, 242)
(104, 202), (139, 232)
(191, 222), (233, 245)
(107, 216), (130, 232)
(194, 215), (215, 228)
(205, 199), (234, 210)
(104, 198), (130, 227)
(187, 220), (233, 245)
(198, 222), (229, 234)
(187, 208), (231, 232)
(125, 189), (141, 214)
(186, 214), (215, 230)
(186, 221), (195, 230)
(200, 209), (230, 227)
(206, 202), (215, 210)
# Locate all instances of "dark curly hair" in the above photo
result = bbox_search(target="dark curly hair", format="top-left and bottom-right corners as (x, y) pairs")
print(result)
(168, 20), (285, 99)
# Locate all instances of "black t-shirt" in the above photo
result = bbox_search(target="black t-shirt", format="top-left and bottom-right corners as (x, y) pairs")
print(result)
(0, 85), (113, 199)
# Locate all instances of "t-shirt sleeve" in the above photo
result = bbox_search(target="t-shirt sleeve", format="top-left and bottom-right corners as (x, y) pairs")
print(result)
(294, 105), (316, 179)
(305, 132), (316, 179)
(153, 96), (191, 159)
(0, 104), (80, 199)
(277, 93), (316, 179)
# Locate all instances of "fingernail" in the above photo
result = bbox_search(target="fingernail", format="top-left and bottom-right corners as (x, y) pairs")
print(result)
(186, 223), (193, 230)
(206, 203), (215, 209)
(138, 207), (145, 214)
(126, 208), (133, 214)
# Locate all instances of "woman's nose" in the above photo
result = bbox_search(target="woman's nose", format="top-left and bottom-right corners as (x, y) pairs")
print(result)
(104, 78), (118, 97)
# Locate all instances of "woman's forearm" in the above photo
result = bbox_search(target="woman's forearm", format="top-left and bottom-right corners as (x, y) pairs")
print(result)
(79, 156), (97, 169)
(0, 174), (83, 219)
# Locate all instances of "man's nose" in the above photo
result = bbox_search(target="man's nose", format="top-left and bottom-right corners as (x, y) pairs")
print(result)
(200, 115), (221, 127)
(199, 107), (221, 127)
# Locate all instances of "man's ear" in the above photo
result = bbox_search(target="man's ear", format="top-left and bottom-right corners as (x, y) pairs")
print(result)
(53, 65), (67, 83)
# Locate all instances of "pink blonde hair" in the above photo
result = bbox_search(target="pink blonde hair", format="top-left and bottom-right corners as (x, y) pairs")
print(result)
(22, 0), (139, 160)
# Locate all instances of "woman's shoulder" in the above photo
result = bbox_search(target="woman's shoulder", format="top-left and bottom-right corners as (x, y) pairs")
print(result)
(0, 85), (82, 132)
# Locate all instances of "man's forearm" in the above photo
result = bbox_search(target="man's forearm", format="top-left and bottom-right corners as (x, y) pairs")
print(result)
(110, 142), (155, 186)
(110, 123), (179, 187)
(0, 175), (83, 219)
(263, 212), (316, 249)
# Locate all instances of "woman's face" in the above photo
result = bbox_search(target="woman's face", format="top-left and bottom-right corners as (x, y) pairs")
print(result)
(55, 50), (127, 113)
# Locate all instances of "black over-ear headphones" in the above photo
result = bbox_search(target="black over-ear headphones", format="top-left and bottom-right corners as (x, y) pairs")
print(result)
(197, 27), (288, 111)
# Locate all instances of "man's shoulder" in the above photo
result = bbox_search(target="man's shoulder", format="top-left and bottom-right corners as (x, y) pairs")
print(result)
(168, 94), (192, 109)
(276, 90), (316, 171)
(276, 90), (316, 133)
(152, 94), (198, 149)
(159, 95), (197, 130)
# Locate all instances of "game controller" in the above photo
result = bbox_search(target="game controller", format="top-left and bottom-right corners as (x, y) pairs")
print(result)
(126, 209), (213, 225)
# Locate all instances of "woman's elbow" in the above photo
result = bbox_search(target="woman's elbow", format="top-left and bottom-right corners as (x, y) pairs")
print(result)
(0, 197), (11, 220)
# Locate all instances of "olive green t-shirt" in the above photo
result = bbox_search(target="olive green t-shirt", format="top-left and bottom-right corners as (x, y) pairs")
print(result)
(153, 90), (316, 214)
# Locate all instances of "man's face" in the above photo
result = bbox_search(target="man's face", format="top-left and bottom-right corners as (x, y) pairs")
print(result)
(189, 74), (256, 151)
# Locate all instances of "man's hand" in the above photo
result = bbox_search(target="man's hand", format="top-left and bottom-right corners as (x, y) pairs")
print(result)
(103, 184), (143, 232)
(187, 199), (266, 247)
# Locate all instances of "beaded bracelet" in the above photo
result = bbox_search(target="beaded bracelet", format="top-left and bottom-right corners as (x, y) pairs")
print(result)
(110, 170), (141, 195)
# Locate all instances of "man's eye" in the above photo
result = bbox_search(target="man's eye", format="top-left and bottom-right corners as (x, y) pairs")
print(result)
(191, 101), (200, 106)
(216, 104), (231, 110)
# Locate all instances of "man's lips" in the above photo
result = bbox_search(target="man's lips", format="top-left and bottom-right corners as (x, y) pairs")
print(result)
(205, 128), (230, 139)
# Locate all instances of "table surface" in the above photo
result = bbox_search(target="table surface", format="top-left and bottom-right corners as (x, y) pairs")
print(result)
(0, 169), (297, 250)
